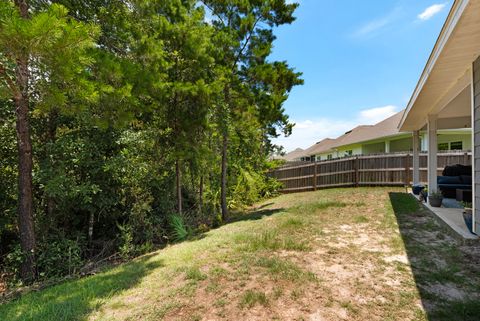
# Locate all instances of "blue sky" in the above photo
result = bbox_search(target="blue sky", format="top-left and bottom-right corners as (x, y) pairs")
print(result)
(271, 1), (451, 152)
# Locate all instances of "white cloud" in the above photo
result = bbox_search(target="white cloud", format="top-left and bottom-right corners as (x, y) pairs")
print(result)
(355, 17), (392, 37)
(418, 3), (447, 21)
(353, 7), (402, 38)
(358, 105), (397, 123)
(274, 105), (400, 152)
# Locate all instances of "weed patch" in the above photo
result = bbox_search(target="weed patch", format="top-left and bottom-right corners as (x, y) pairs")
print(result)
(281, 217), (306, 228)
(245, 230), (311, 252)
(290, 201), (348, 213)
(240, 290), (268, 308)
(354, 215), (369, 223)
(254, 256), (317, 282)
(185, 267), (207, 281)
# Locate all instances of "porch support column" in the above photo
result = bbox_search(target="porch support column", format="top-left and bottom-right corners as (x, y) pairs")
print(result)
(412, 130), (420, 185)
(385, 140), (391, 153)
(427, 114), (438, 194)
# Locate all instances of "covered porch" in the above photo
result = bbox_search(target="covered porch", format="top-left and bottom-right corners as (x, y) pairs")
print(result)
(399, 0), (480, 237)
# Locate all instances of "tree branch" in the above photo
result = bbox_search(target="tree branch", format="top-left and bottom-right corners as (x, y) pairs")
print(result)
(231, 15), (262, 73)
(200, 1), (226, 26)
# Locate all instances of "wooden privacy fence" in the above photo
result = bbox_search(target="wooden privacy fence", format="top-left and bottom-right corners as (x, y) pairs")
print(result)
(270, 152), (471, 193)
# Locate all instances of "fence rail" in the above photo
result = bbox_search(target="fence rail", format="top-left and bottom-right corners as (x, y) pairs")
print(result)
(269, 152), (471, 193)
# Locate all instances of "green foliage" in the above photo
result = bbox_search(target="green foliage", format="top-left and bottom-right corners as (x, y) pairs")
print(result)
(4, 236), (85, 282)
(429, 191), (443, 198)
(0, 2), (99, 110)
(229, 168), (282, 209)
(0, 0), (302, 285)
(118, 224), (134, 260)
(37, 237), (85, 279)
(4, 245), (24, 284)
(168, 214), (190, 242)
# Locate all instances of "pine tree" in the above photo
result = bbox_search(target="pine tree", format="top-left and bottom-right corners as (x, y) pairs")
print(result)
(0, 1), (98, 282)
(202, 0), (301, 219)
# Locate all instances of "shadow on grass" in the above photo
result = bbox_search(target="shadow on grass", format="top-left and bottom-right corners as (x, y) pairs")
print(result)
(0, 254), (163, 321)
(227, 208), (284, 224)
(389, 192), (480, 321)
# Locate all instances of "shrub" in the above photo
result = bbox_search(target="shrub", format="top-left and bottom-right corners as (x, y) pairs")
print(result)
(118, 224), (134, 260)
(3, 245), (24, 284)
(168, 214), (190, 242)
(37, 236), (85, 279)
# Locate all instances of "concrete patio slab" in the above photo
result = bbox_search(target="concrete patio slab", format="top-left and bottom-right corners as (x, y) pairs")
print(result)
(421, 202), (477, 245)
(410, 193), (478, 244)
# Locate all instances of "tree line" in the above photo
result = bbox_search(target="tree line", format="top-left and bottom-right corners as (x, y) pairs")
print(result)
(0, 0), (302, 285)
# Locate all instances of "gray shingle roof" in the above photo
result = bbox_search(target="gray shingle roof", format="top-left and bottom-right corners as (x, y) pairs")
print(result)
(282, 148), (306, 161)
(297, 110), (406, 157)
(331, 111), (405, 148)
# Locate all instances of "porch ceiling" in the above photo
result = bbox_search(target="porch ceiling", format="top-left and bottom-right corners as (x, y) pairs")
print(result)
(400, 0), (480, 131)
(435, 85), (472, 129)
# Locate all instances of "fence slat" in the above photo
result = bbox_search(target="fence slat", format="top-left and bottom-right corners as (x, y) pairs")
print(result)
(271, 152), (472, 193)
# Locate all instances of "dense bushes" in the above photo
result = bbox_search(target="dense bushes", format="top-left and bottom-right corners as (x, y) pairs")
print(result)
(0, 0), (301, 286)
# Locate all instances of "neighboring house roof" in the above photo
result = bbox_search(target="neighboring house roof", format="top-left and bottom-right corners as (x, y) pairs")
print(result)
(296, 110), (408, 158)
(282, 148), (305, 161)
(301, 138), (337, 156)
(331, 111), (406, 148)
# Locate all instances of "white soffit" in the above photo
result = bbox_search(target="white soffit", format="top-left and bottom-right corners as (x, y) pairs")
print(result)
(400, 0), (480, 131)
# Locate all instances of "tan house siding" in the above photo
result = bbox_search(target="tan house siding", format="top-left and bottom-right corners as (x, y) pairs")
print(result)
(474, 56), (480, 233)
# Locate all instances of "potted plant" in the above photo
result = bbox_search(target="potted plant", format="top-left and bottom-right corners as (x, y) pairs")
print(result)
(462, 201), (473, 215)
(428, 191), (443, 207)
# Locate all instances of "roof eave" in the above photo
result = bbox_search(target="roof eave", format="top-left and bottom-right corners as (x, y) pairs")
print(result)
(398, 0), (470, 131)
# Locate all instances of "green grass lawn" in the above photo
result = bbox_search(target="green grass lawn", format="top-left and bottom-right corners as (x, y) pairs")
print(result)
(1, 187), (480, 321)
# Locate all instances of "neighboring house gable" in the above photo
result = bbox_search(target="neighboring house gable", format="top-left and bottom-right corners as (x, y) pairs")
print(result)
(300, 138), (337, 161)
(281, 148), (305, 162)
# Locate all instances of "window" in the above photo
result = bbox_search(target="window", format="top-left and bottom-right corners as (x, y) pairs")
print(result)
(438, 141), (463, 151)
(438, 143), (449, 151)
(345, 150), (353, 156)
(450, 141), (463, 150)
(327, 154), (333, 160)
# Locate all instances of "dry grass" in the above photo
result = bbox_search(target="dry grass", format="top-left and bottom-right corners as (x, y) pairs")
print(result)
(1, 187), (480, 321)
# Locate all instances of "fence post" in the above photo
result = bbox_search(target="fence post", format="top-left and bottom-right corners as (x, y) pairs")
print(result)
(313, 162), (317, 191)
(464, 152), (469, 165)
(405, 154), (410, 186)
(354, 157), (359, 187)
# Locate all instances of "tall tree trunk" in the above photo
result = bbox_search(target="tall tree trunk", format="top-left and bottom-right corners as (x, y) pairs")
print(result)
(14, 0), (36, 283)
(220, 84), (230, 221)
(88, 212), (95, 245)
(220, 132), (228, 220)
(176, 159), (182, 214)
(198, 175), (203, 213)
